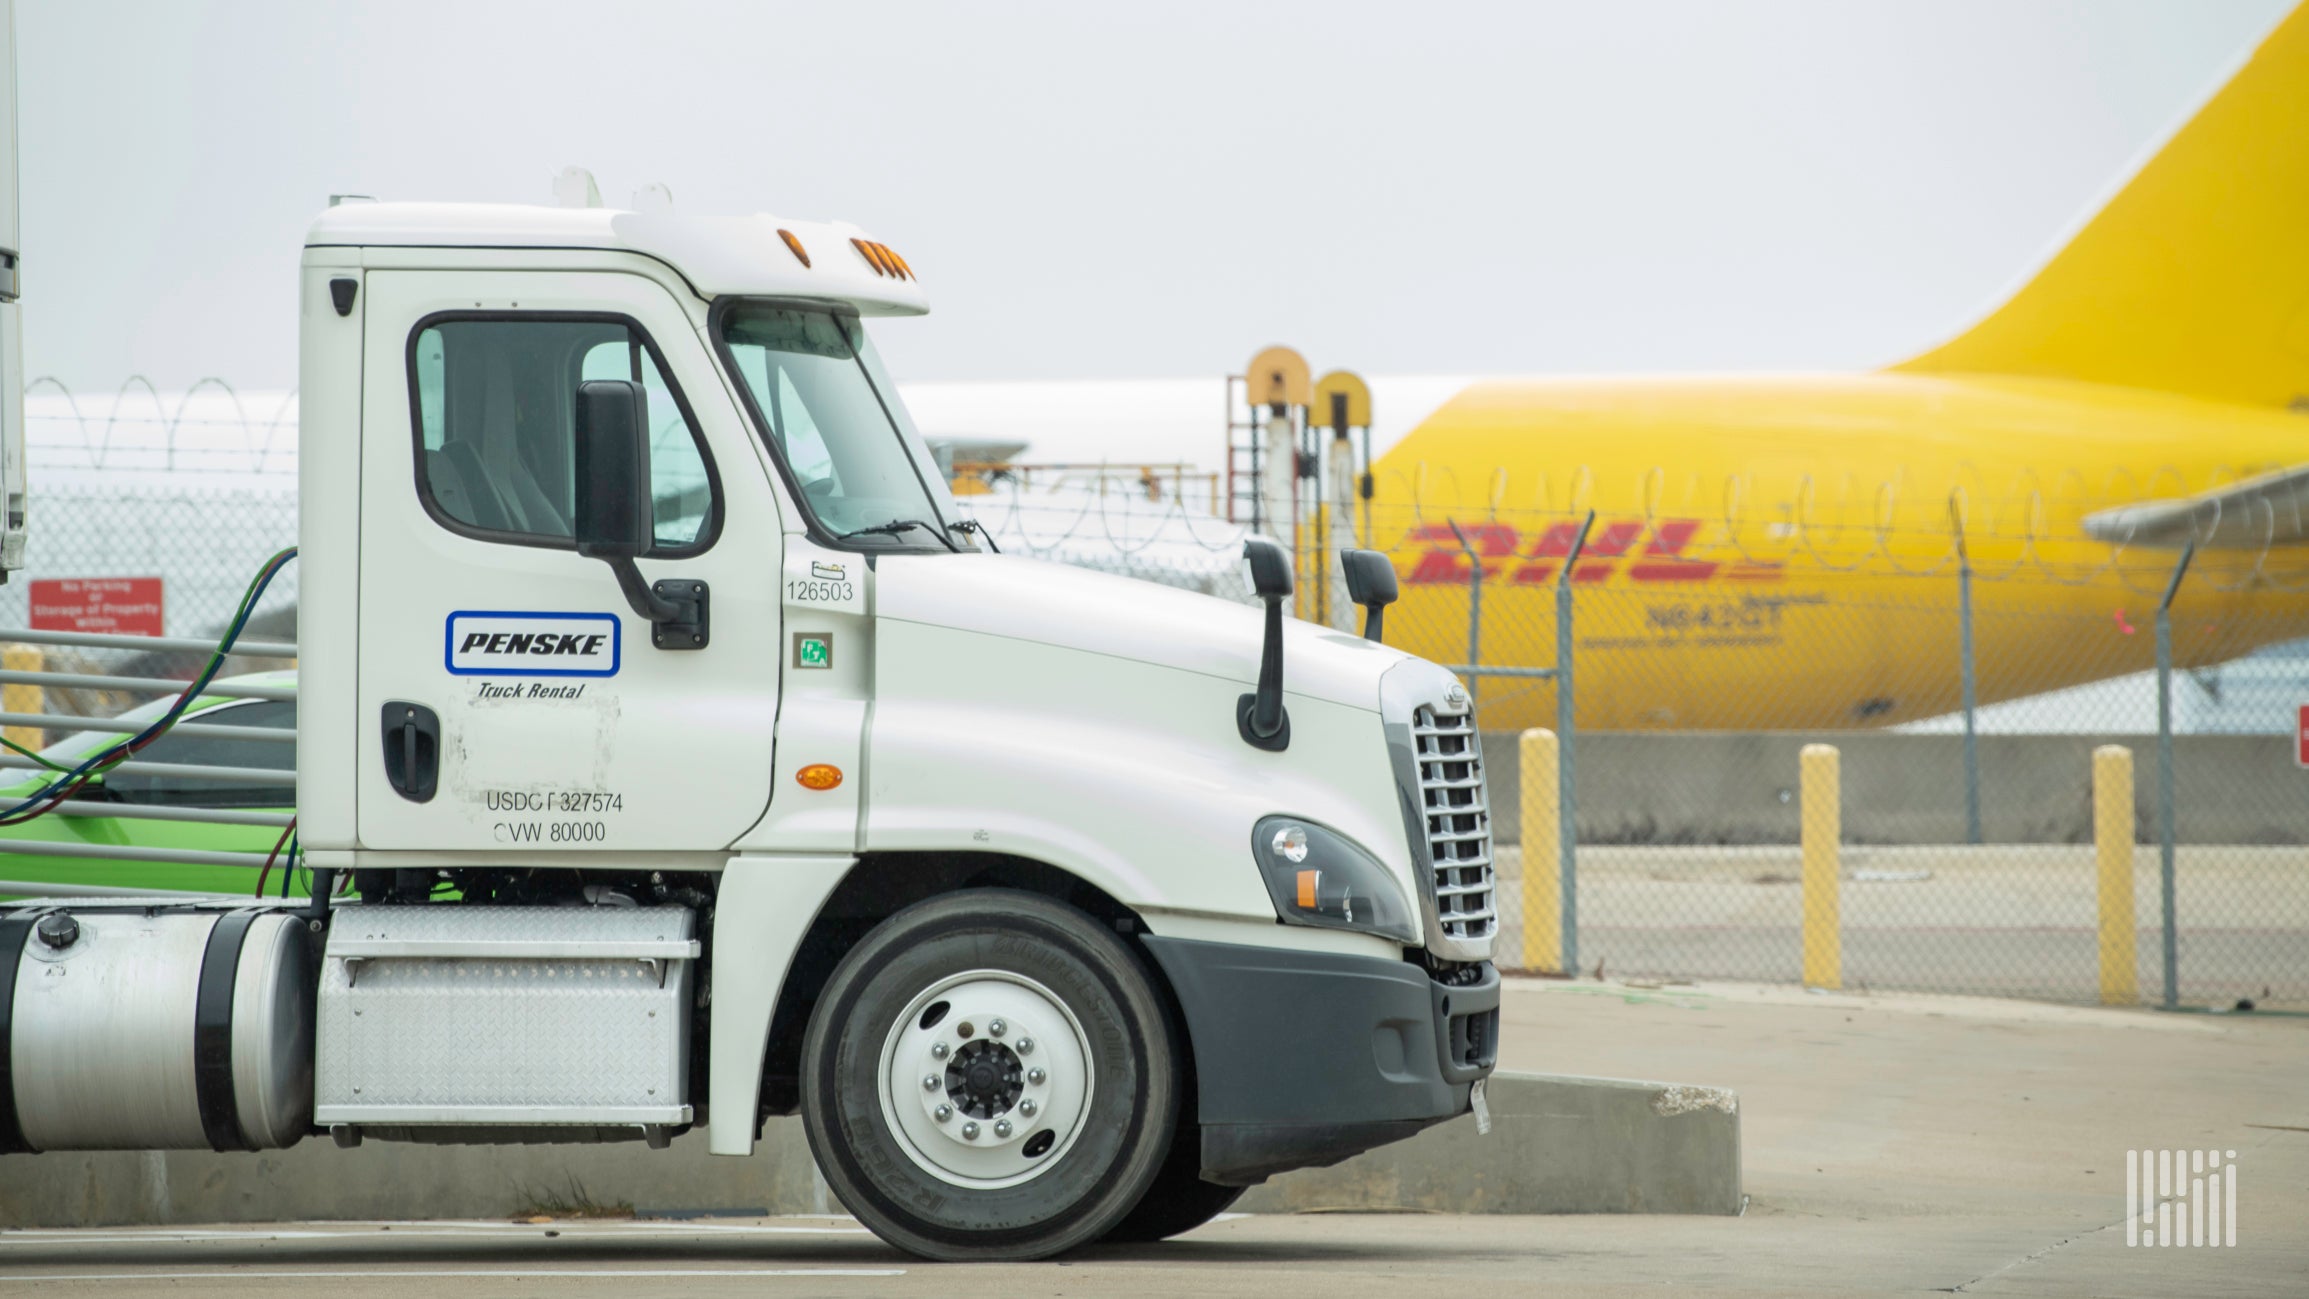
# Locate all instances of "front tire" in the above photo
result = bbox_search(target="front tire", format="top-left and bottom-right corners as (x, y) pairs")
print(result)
(1100, 1122), (1247, 1241)
(799, 890), (1180, 1261)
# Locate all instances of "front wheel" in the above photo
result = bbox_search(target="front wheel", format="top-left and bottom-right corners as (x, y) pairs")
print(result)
(1100, 1123), (1247, 1241)
(799, 890), (1180, 1261)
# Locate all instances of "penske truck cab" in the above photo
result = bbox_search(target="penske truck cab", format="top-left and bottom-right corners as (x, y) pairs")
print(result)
(0, 198), (1499, 1260)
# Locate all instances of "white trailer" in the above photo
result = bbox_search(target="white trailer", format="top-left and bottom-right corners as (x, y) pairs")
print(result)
(0, 198), (1498, 1258)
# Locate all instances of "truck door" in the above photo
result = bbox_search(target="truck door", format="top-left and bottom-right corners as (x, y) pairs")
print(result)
(354, 269), (783, 851)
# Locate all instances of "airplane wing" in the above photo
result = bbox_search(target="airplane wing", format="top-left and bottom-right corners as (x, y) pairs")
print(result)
(2083, 462), (2309, 548)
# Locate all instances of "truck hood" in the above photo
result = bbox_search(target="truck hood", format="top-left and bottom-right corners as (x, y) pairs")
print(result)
(873, 553), (1418, 713)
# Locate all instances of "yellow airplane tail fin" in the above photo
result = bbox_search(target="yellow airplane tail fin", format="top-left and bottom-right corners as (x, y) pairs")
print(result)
(1892, 5), (2309, 410)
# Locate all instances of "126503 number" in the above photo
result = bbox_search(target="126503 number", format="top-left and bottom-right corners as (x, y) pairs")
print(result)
(787, 579), (855, 604)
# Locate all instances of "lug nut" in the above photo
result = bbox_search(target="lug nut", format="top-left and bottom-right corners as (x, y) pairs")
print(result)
(923, 1075), (941, 1092)
(988, 1018), (1007, 1037)
(994, 1119), (1013, 1138)
(1026, 1067), (1046, 1085)
(934, 1104), (953, 1122)
(1019, 1098), (1038, 1117)
(961, 1121), (980, 1140)
(930, 1042), (949, 1060)
(1015, 1037), (1034, 1055)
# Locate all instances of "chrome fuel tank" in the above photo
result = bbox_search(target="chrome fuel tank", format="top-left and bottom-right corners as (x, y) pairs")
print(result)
(1, 903), (316, 1152)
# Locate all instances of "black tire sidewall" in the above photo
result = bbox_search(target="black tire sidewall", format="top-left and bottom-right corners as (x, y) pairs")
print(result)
(1101, 1116), (1247, 1242)
(801, 891), (1176, 1259)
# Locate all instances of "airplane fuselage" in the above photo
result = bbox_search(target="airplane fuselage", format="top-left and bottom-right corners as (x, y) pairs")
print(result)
(1375, 371), (2309, 730)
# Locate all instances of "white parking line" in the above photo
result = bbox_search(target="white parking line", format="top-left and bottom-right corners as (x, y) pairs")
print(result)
(617, 1221), (873, 1234)
(13, 1269), (907, 1282)
(0, 1223), (873, 1245)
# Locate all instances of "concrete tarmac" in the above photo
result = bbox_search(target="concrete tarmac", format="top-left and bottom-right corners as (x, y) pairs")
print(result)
(6, 977), (2304, 1296)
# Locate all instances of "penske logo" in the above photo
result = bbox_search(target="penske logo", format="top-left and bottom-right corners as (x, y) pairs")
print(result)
(1397, 518), (1783, 586)
(446, 611), (621, 678)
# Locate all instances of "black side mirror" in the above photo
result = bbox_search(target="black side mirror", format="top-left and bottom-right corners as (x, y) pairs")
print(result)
(574, 380), (654, 558)
(1341, 549), (1398, 643)
(1237, 537), (1292, 751)
(1243, 536), (1293, 601)
(573, 379), (710, 649)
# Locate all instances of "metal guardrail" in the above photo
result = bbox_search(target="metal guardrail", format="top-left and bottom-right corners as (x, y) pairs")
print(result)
(0, 627), (300, 888)
(0, 753), (295, 786)
(0, 626), (297, 658)
(0, 840), (279, 868)
(36, 801), (294, 828)
(0, 669), (295, 701)
(0, 879), (228, 899)
(0, 710), (294, 742)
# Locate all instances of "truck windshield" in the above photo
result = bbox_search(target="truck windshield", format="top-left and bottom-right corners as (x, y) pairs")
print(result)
(717, 303), (964, 549)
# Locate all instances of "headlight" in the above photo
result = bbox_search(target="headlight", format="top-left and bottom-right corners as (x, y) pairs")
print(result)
(1251, 816), (1419, 944)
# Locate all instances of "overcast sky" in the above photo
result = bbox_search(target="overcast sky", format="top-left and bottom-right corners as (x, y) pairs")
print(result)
(12, 0), (2292, 395)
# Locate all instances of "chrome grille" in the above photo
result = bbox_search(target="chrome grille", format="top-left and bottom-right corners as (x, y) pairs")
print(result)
(1413, 705), (1496, 945)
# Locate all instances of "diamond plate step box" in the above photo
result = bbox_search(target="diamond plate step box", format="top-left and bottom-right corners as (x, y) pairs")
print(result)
(315, 904), (697, 1129)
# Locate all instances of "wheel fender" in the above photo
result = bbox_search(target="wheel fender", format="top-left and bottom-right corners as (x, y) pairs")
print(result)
(707, 853), (855, 1156)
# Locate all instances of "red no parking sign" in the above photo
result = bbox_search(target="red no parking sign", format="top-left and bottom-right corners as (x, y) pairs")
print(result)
(27, 576), (165, 637)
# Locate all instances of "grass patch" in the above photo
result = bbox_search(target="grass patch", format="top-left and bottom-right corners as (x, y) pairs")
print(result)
(511, 1176), (635, 1221)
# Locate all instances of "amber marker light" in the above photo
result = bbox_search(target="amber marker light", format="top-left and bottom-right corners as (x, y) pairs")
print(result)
(797, 764), (843, 791)
(778, 228), (811, 268)
(1296, 870), (1320, 909)
(849, 239), (915, 280)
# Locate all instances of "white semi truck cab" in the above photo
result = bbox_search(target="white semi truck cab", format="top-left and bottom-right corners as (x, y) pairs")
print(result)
(0, 201), (1499, 1259)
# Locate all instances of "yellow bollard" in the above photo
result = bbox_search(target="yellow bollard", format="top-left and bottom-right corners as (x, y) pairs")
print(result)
(1, 644), (42, 753)
(1800, 743), (1842, 990)
(2094, 745), (2138, 1005)
(1520, 729), (1561, 972)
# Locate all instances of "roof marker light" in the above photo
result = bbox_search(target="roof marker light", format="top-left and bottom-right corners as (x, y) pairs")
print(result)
(778, 229), (811, 268)
(849, 239), (914, 280)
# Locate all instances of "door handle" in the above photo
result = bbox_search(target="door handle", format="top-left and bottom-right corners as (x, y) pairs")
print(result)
(381, 701), (440, 803)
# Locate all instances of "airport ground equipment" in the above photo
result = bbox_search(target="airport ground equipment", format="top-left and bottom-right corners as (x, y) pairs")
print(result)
(0, 198), (1498, 1260)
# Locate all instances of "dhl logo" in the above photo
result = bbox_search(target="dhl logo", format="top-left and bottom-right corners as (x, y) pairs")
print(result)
(1397, 518), (1784, 586)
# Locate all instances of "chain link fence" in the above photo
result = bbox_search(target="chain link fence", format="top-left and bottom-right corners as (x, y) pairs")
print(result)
(0, 480), (300, 643)
(0, 479), (299, 737)
(1362, 505), (2309, 1010)
(11, 387), (2308, 1008)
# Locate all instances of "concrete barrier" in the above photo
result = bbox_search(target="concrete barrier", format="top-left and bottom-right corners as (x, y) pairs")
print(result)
(1483, 730), (2309, 846)
(0, 1072), (1740, 1226)
(1236, 1071), (1742, 1215)
(0, 1122), (833, 1229)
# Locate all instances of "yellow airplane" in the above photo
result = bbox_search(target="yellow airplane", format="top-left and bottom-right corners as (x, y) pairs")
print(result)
(1373, 4), (2309, 733)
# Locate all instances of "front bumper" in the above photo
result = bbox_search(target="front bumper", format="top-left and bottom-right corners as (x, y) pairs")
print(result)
(1141, 936), (1499, 1186)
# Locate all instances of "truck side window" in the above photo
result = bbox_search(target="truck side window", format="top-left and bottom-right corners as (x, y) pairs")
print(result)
(410, 316), (719, 554)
